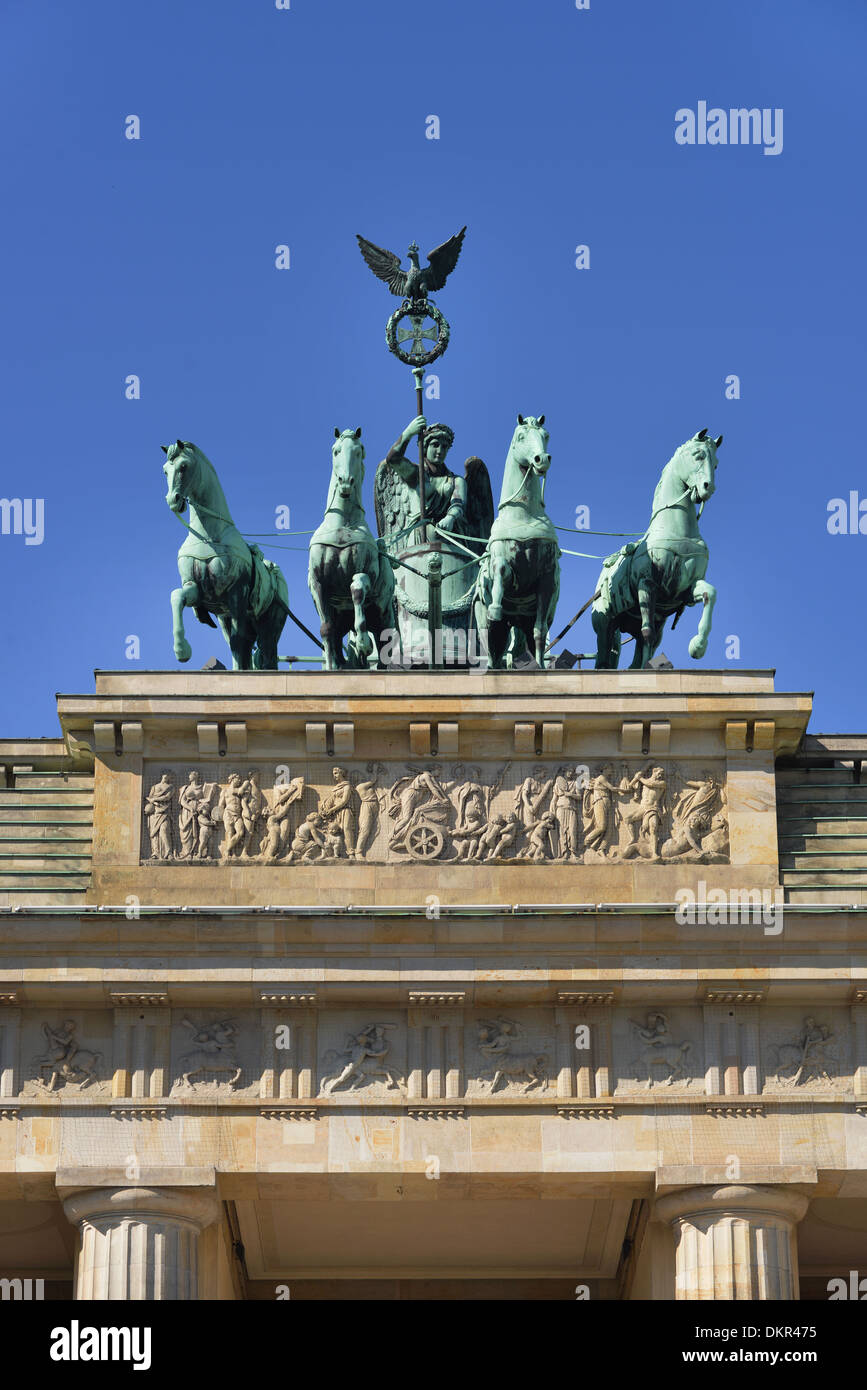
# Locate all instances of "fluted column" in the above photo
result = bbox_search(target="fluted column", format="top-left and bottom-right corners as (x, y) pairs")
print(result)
(62, 1187), (220, 1300)
(654, 1185), (809, 1300)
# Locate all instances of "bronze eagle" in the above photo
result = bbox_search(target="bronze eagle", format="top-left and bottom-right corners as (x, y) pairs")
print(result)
(356, 227), (467, 302)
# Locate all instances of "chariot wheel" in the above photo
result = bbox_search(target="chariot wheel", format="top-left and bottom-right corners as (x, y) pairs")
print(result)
(405, 821), (445, 861)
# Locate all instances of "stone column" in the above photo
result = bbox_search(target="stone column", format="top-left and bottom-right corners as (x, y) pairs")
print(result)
(654, 1185), (809, 1300)
(62, 1187), (220, 1300)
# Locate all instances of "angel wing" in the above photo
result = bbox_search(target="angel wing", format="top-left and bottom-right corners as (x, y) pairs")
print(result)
(374, 456), (415, 543)
(425, 226), (467, 292)
(356, 235), (408, 297)
(463, 456), (494, 541)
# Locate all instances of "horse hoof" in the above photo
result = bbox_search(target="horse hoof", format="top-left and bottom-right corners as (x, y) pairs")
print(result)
(488, 606), (502, 622)
(688, 637), (706, 659)
(175, 640), (192, 663)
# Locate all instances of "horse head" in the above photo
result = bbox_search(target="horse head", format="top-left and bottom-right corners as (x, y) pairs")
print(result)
(162, 439), (200, 515)
(499, 415), (551, 509)
(512, 414), (550, 477)
(329, 427), (365, 508)
(675, 428), (723, 509)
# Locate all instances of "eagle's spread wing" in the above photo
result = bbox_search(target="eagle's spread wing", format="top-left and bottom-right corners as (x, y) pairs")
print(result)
(424, 226), (467, 293)
(356, 235), (407, 297)
(464, 456), (494, 542)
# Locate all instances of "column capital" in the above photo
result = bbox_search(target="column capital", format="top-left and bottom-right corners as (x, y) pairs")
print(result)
(62, 1185), (220, 1232)
(655, 1183), (809, 1226)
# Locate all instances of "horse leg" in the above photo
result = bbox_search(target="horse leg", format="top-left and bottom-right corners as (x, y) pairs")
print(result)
(534, 580), (554, 668)
(349, 572), (373, 668)
(487, 554), (510, 623)
(367, 601), (398, 670)
(224, 610), (254, 671)
(688, 579), (717, 659)
(170, 571), (199, 664)
(635, 577), (656, 669)
(252, 598), (287, 670)
(592, 610), (620, 670)
(308, 565), (339, 671)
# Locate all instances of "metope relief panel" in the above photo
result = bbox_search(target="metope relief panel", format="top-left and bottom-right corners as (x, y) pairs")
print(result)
(762, 1012), (850, 1093)
(140, 759), (729, 866)
(317, 1016), (406, 1096)
(465, 1012), (553, 1097)
(614, 1010), (703, 1094)
(21, 1015), (112, 1098)
(169, 1013), (257, 1097)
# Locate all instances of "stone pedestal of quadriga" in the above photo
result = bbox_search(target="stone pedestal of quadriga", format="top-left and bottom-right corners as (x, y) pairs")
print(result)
(2, 667), (862, 1298)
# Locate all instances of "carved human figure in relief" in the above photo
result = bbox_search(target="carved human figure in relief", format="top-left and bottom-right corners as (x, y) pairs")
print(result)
(550, 767), (584, 860)
(218, 773), (248, 858)
(144, 770), (176, 860)
(318, 766), (357, 859)
(518, 810), (558, 861)
(177, 771), (218, 860)
(513, 776), (554, 832)
(261, 776), (306, 862)
(35, 1020), (101, 1092)
(322, 1022), (401, 1092)
(388, 768), (452, 852)
(355, 763), (386, 858)
(662, 770), (721, 861)
(179, 1018), (241, 1087)
(285, 811), (332, 863)
(239, 770), (266, 859)
(453, 782), (488, 860)
(621, 765), (667, 861)
(628, 1011), (692, 1089)
(582, 763), (620, 858)
(476, 1016), (548, 1093)
(477, 811), (521, 861)
(772, 1015), (837, 1087)
(178, 771), (203, 859)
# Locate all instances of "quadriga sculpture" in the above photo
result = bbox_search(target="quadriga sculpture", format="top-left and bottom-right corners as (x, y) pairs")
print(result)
(308, 427), (398, 669)
(591, 429), (722, 669)
(162, 441), (289, 670)
(473, 415), (560, 668)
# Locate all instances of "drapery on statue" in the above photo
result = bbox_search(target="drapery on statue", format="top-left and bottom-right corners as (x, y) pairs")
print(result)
(374, 414), (493, 659)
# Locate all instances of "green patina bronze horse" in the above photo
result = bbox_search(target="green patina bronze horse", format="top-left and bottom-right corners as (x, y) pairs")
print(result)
(162, 440), (288, 670)
(473, 415), (560, 669)
(308, 428), (398, 669)
(591, 429), (722, 669)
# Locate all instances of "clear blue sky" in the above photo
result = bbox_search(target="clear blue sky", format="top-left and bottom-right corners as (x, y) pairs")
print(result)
(1, 0), (864, 733)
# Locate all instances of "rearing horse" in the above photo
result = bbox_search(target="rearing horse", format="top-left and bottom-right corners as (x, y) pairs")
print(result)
(308, 428), (398, 669)
(591, 429), (722, 669)
(474, 415), (560, 668)
(162, 440), (288, 669)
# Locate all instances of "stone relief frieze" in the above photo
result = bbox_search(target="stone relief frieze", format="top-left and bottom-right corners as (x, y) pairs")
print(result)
(617, 1011), (700, 1093)
(4, 1006), (864, 1104)
(320, 1022), (403, 1094)
(32, 1019), (103, 1093)
(173, 1018), (244, 1093)
(475, 1016), (549, 1094)
(764, 1015), (844, 1091)
(141, 759), (729, 866)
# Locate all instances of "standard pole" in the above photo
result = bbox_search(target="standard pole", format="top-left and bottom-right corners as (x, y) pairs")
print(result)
(412, 365), (426, 536)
